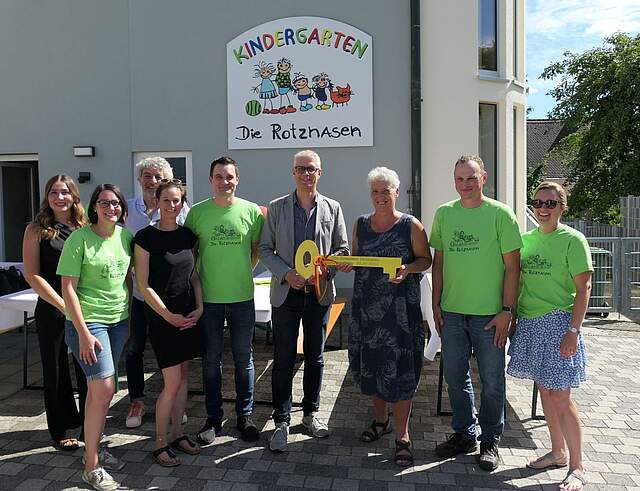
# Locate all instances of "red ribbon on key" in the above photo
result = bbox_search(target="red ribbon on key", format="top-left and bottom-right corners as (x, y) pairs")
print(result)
(312, 255), (338, 299)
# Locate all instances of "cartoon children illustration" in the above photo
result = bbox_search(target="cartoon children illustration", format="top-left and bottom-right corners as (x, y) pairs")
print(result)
(275, 58), (296, 114)
(253, 61), (278, 114)
(292, 72), (314, 112)
(312, 72), (332, 110)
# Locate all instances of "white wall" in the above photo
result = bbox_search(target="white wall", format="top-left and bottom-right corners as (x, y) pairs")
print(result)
(421, 0), (527, 234)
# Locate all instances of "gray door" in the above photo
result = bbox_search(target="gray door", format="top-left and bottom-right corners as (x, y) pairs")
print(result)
(1, 162), (38, 261)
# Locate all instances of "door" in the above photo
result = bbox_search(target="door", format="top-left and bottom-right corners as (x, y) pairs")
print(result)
(0, 161), (39, 261)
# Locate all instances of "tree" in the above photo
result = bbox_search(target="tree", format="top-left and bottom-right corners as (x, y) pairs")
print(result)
(541, 33), (640, 223)
(527, 163), (545, 201)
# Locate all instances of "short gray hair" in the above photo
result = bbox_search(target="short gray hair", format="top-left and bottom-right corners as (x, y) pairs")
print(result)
(367, 166), (400, 190)
(136, 156), (174, 179)
(293, 149), (321, 169)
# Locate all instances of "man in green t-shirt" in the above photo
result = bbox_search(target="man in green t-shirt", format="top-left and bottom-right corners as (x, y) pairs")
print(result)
(184, 156), (264, 445)
(430, 155), (522, 471)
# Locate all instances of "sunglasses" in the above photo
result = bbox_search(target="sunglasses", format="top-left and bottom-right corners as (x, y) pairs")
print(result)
(294, 165), (320, 175)
(160, 178), (182, 185)
(97, 199), (121, 208)
(531, 199), (558, 209)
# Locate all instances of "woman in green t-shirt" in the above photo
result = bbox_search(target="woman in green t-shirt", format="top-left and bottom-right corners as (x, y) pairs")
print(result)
(507, 181), (592, 491)
(58, 184), (133, 491)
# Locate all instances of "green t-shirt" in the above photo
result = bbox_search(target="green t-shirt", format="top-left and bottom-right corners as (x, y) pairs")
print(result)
(430, 198), (523, 315)
(56, 225), (133, 324)
(185, 197), (264, 303)
(518, 224), (593, 319)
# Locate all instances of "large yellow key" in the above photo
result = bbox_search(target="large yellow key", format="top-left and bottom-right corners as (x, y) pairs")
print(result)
(295, 240), (402, 279)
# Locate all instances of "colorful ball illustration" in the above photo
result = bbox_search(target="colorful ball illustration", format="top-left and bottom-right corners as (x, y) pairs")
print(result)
(245, 100), (262, 116)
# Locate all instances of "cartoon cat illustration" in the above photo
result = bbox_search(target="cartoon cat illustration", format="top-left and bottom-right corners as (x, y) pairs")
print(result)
(330, 83), (353, 106)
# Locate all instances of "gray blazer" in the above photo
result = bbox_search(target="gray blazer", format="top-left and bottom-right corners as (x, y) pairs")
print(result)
(259, 191), (350, 307)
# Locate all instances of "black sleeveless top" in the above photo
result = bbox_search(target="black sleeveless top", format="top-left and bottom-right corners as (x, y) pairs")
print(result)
(36, 223), (73, 314)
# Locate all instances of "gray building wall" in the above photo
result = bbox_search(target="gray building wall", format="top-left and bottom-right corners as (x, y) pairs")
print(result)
(0, 1), (413, 290)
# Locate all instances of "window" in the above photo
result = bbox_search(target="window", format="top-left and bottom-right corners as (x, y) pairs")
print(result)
(133, 151), (193, 202)
(479, 103), (497, 198)
(479, 0), (497, 72)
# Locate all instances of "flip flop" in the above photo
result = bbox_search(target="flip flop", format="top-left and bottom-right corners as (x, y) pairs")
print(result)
(54, 437), (80, 451)
(559, 469), (586, 491)
(152, 446), (180, 467)
(526, 451), (568, 470)
(170, 435), (201, 455)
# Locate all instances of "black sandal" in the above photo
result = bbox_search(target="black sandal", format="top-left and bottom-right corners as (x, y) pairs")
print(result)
(394, 440), (414, 467)
(170, 435), (201, 455)
(152, 446), (180, 467)
(361, 418), (392, 443)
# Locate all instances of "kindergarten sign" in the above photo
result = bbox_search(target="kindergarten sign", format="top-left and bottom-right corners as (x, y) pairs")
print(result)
(226, 16), (373, 149)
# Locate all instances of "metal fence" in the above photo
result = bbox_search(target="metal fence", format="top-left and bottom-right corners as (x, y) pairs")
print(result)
(584, 237), (640, 319)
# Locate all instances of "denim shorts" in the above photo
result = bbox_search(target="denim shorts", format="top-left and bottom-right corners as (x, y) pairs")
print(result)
(65, 319), (129, 381)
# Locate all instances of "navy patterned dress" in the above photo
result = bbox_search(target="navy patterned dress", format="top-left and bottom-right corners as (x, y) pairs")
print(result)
(348, 214), (425, 403)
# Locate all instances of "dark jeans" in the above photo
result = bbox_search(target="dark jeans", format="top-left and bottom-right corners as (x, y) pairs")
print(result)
(124, 297), (147, 402)
(271, 289), (328, 425)
(441, 311), (506, 443)
(35, 303), (87, 442)
(202, 300), (255, 420)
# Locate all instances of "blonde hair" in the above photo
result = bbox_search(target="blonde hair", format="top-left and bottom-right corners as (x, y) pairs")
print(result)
(533, 181), (568, 207)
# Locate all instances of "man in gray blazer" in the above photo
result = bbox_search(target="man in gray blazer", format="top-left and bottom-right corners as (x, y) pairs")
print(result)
(259, 149), (350, 452)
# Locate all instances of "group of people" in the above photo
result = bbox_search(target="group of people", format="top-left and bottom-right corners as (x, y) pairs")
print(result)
(22, 151), (590, 491)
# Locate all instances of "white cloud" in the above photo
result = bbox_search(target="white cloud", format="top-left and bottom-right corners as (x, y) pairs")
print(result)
(528, 0), (640, 39)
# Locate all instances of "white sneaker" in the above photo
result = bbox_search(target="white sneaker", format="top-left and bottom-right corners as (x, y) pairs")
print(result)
(125, 401), (145, 428)
(269, 422), (289, 452)
(83, 447), (125, 471)
(302, 412), (329, 438)
(82, 467), (119, 491)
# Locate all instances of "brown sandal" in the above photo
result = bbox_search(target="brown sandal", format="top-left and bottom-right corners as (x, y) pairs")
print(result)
(152, 446), (180, 467)
(361, 418), (392, 443)
(170, 435), (201, 455)
(394, 440), (414, 467)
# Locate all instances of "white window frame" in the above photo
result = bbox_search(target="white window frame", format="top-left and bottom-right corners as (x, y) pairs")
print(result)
(132, 151), (193, 202)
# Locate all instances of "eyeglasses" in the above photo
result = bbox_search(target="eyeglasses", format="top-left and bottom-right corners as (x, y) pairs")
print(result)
(294, 166), (320, 175)
(97, 199), (121, 208)
(531, 199), (558, 209)
(160, 178), (182, 185)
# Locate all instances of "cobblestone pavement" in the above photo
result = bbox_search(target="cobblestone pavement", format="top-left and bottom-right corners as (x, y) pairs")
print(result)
(0, 318), (639, 490)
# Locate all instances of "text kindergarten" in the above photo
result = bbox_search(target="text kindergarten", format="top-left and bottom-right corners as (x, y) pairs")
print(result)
(233, 25), (369, 65)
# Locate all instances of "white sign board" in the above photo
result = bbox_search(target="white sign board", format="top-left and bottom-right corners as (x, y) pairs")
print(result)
(226, 16), (373, 149)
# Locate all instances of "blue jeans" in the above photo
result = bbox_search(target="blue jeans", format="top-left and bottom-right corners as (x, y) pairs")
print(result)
(65, 319), (129, 381)
(124, 297), (147, 402)
(202, 300), (255, 420)
(271, 289), (328, 425)
(441, 311), (505, 443)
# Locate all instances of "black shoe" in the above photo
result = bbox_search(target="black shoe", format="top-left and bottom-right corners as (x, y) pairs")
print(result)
(196, 417), (222, 446)
(237, 415), (260, 442)
(477, 441), (501, 471)
(435, 433), (478, 458)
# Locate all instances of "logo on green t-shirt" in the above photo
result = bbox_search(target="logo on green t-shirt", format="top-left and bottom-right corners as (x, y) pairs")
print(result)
(522, 254), (552, 276)
(100, 258), (129, 280)
(209, 224), (242, 246)
(449, 230), (480, 252)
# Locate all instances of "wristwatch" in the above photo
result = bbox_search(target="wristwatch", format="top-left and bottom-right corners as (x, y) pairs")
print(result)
(566, 326), (580, 334)
(502, 305), (515, 315)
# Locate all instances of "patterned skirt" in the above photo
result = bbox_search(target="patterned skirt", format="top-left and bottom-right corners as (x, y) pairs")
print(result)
(507, 310), (587, 390)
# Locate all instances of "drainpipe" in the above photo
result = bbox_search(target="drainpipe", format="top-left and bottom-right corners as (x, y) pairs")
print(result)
(409, 0), (422, 220)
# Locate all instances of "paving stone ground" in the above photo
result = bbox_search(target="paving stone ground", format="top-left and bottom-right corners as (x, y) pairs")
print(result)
(0, 316), (639, 490)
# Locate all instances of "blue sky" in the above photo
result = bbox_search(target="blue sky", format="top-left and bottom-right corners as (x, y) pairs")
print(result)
(526, 0), (640, 119)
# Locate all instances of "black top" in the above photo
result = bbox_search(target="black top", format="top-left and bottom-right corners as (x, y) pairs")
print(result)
(36, 223), (73, 313)
(134, 225), (198, 314)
